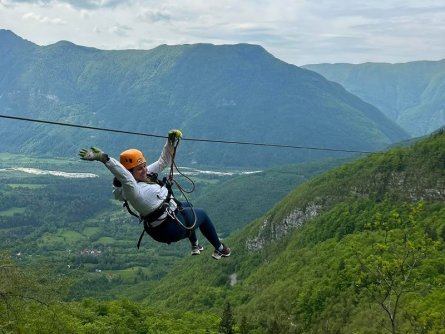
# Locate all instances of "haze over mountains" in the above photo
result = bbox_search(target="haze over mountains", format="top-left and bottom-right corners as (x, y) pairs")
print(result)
(303, 60), (445, 137)
(0, 29), (408, 168)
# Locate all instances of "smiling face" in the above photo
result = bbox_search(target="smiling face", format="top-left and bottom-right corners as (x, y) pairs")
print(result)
(131, 162), (147, 182)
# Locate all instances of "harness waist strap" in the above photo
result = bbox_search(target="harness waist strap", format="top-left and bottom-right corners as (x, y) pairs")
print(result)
(142, 202), (169, 227)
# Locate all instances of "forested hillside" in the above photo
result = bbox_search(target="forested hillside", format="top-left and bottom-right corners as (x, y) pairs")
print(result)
(193, 158), (348, 236)
(1, 131), (442, 333)
(0, 29), (408, 168)
(0, 152), (343, 301)
(144, 129), (445, 333)
(303, 60), (445, 137)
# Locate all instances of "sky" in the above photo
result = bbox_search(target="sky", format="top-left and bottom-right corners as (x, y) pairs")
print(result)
(1, 0), (445, 66)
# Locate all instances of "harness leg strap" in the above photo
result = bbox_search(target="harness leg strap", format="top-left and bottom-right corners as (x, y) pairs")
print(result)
(137, 230), (145, 249)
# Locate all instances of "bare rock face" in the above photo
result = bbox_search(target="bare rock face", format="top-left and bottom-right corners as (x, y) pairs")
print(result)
(246, 202), (322, 252)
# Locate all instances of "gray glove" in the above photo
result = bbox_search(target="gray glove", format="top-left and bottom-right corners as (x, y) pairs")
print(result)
(79, 147), (109, 163)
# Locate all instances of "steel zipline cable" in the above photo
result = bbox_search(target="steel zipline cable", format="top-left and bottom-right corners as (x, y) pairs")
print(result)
(0, 114), (374, 154)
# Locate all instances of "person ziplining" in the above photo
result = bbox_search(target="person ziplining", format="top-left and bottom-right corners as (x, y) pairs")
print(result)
(79, 129), (231, 260)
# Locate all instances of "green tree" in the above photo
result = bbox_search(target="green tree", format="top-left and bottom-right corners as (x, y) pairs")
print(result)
(0, 252), (69, 333)
(353, 202), (439, 334)
(219, 302), (235, 334)
(239, 316), (250, 334)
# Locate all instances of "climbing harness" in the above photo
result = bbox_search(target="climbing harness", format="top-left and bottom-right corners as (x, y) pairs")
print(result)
(120, 136), (198, 248)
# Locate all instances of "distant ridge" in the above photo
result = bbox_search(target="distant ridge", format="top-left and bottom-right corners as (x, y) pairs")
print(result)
(0, 30), (408, 167)
(303, 60), (445, 137)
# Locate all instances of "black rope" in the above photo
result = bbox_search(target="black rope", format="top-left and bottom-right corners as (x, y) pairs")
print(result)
(0, 114), (374, 154)
(167, 139), (197, 230)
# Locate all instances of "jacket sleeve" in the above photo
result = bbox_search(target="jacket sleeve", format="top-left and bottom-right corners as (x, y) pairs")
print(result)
(113, 186), (125, 201)
(104, 157), (138, 192)
(146, 139), (175, 174)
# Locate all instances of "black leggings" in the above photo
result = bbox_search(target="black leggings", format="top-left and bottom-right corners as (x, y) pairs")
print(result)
(146, 205), (222, 249)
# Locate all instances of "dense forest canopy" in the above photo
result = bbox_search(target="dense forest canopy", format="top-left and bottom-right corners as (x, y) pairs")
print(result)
(1, 130), (444, 333)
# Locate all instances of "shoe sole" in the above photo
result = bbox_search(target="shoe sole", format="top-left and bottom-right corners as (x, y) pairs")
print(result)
(212, 253), (230, 260)
(191, 247), (204, 256)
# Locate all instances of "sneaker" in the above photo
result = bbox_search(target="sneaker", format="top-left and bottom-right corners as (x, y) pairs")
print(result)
(212, 244), (231, 260)
(191, 244), (204, 255)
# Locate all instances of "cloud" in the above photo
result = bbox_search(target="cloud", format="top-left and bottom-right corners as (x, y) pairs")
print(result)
(67, 0), (127, 10)
(1, 0), (444, 65)
(340, 4), (445, 18)
(137, 8), (171, 23)
(3, 0), (129, 9)
(109, 23), (132, 37)
(22, 11), (66, 24)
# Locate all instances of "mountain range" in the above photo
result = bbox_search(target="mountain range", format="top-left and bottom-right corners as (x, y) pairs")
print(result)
(0, 29), (408, 168)
(1, 28), (444, 333)
(303, 60), (445, 137)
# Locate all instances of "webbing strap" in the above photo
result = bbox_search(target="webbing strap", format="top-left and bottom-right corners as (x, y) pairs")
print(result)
(122, 201), (147, 249)
(137, 220), (159, 249)
(137, 229), (145, 249)
(123, 201), (139, 218)
(136, 203), (169, 249)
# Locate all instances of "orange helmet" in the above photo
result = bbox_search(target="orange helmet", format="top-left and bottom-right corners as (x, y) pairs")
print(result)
(119, 149), (146, 170)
